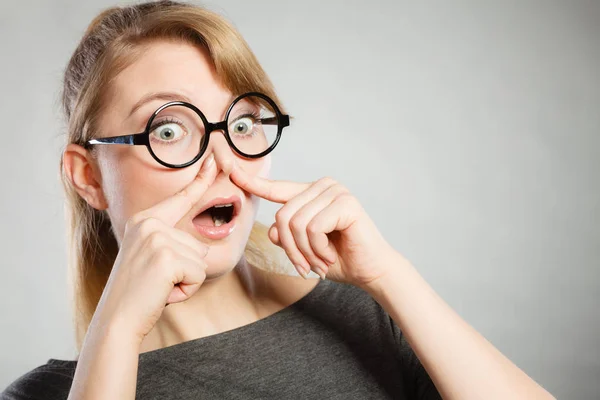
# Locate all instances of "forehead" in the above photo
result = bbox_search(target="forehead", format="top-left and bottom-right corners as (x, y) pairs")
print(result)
(108, 40), (233, 119)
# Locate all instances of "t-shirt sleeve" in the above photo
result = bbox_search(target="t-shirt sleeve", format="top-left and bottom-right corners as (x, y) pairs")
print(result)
(388, 315), (443, 400)
(1, 361), (74, 400)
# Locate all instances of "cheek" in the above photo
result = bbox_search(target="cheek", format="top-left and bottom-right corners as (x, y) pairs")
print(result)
(241, 156), (271, 216)
(257, 154), (272, 179)
(97, 149), (196, 237)
(96, 151), (130, 217)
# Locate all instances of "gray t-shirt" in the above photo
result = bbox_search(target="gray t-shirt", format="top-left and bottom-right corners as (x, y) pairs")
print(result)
(2, 278), (441, 399)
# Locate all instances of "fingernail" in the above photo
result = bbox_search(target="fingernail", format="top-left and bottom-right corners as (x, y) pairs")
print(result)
(315, 266), (327, 280)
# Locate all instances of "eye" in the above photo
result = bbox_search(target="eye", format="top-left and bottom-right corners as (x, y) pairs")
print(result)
(150, 122), (186, 142)
(230, 117), (255, 136)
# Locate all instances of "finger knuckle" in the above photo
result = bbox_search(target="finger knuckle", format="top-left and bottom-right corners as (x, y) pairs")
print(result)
(289, 215), (306, 232)
(175, 188), (196, 211)
(155, 248), (176, 267)
(333, 183), (350, 194)
(146, 230), (168, 249)
(275, 208), (291, 224)
(306, 220), (320, 236)
(319, 176), (336, 186)
(137, 217), (161, 237)
(265, 187), (275, 200)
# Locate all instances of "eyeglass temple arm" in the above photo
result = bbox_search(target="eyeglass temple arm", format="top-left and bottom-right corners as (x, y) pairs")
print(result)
(261, 115), (289, 128)
(85, 132), (148, 147)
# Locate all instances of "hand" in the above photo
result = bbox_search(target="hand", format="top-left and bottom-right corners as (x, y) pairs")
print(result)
(90, 155), (218, 345)
(230, 163), (400, 288)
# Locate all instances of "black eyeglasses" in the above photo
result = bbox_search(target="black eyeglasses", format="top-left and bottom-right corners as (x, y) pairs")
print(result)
(84, 92), (289, 169)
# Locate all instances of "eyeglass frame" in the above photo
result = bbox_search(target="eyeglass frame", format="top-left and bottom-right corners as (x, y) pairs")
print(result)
(83, 91), (290, 169)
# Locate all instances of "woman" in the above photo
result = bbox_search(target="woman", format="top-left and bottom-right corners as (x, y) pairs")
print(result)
(2, 1), (555, 399)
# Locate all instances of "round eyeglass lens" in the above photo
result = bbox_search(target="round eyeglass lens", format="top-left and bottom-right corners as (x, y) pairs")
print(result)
(148, 104), (205, 166)
(227, 95), (279, 156)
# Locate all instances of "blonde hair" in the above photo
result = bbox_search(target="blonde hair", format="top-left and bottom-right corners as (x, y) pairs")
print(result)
(60, 0), (289, 352)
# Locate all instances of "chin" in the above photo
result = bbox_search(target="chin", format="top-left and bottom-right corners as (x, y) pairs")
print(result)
(203, 251), (242, 279)
(202, 225), (252, 278)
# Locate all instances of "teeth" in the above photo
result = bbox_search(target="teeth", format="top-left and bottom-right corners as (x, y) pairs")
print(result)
(209, 203), (233, 227)
(211, 213), (226, 227)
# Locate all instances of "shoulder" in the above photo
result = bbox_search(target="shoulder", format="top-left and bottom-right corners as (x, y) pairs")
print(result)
(304, 278), (396, 337)
(266, 270), (382, 317)
(317, 280), (442, 398)
(313, 278), (385, 315)
(1, 359), (76, 400)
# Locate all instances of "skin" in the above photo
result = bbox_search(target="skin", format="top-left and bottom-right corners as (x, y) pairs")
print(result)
(63, 40), (320, 354)
(63, 40), (556, 399)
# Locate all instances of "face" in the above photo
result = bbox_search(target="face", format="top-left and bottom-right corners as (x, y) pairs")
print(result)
(91, 40), (271, 278)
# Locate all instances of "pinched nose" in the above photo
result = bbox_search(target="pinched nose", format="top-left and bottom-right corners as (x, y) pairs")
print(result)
(206, 131), (236, 177)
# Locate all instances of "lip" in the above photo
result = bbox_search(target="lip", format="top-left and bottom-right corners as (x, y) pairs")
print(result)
(192, 195), (241, 240)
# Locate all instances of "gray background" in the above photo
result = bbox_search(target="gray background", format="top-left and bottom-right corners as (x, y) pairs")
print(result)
(0, 0), (598, 398)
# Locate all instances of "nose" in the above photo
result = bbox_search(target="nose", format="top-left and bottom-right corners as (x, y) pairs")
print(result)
(204, 130), (235, 177)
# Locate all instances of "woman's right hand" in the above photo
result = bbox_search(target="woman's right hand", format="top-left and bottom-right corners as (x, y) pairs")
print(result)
(89, 154), (218, 346)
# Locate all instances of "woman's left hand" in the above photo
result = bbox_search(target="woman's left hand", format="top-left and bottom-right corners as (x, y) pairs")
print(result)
(230, 164), (403, 288)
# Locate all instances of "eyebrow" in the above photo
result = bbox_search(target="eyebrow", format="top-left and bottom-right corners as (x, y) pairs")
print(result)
(127, 92), (240, 120)
(127, 91), (194, 118)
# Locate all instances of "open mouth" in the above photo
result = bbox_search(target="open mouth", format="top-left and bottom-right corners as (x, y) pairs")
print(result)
(207, 203), (235, 226)
(193, 197), (241, 228)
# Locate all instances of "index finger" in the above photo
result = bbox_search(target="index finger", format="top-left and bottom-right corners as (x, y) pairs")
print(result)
(230, 161), (308, 203)
(141, 154), (217, 226)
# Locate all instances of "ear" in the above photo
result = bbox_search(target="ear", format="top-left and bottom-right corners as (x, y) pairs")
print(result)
(63, 144), (108, 210)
